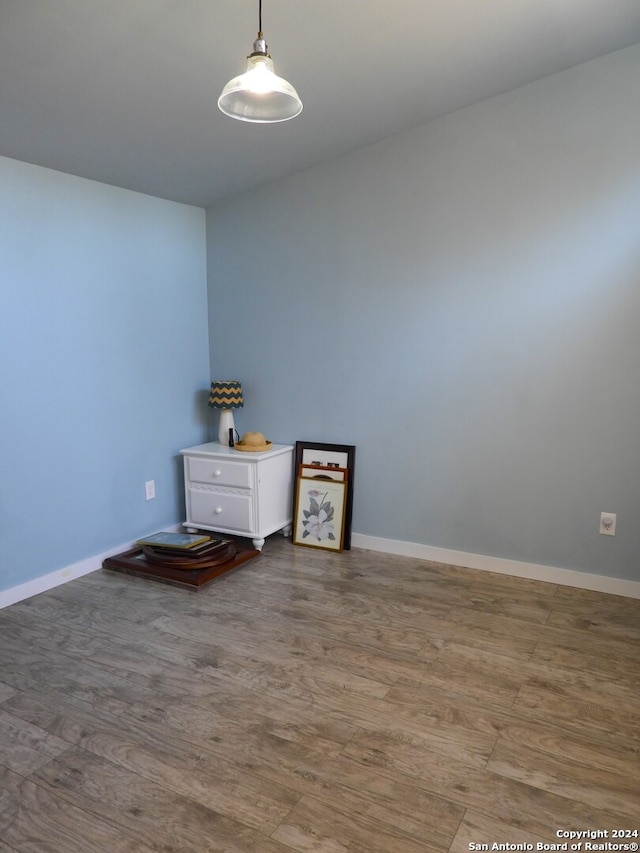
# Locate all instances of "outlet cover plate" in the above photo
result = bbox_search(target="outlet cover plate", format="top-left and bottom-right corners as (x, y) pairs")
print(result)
(599, 512), (616, 535)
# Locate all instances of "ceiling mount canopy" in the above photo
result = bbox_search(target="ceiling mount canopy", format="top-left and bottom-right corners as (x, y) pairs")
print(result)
(218, 0), (303, 124)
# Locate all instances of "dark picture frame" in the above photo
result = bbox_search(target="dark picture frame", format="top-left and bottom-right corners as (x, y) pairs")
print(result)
(294, 441), (356, 549)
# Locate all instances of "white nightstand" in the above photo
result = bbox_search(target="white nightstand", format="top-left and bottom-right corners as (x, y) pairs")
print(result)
(179, 442), (294, 550)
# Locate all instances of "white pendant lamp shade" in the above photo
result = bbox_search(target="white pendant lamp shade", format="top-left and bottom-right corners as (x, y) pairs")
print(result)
(218, 0), (302, 125)
(218, 45), (302, 123)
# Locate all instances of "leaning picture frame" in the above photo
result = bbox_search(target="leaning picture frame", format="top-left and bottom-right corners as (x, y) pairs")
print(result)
(294, 442), (356, 548)
(299, 464), (348, 483)
(293, 476), (347, 552)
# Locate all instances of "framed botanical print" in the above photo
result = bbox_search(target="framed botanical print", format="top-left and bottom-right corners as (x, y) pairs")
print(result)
(293, 476), (348, 552)
(294, 442), (356, 548)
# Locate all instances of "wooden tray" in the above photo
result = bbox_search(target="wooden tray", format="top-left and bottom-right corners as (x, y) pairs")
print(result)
(102, 540), (259, 589)
(141, 541), (236, 569)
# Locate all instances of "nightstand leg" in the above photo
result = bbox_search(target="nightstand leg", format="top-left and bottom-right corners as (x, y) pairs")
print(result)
(252, 538), (265, 551)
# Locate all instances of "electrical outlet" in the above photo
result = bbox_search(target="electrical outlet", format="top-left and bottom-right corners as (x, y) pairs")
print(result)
(145, 480), (156, 501)
(599, 512), (616, 536)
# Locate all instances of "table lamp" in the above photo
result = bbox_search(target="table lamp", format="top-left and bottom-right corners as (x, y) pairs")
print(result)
(208, 380), (244, 446)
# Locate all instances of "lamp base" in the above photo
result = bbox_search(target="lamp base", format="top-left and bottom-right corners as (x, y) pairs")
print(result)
(218, 409), (236, 446)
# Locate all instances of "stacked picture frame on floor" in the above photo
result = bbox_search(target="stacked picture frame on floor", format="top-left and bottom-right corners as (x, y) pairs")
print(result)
(293, 441), (356, 552)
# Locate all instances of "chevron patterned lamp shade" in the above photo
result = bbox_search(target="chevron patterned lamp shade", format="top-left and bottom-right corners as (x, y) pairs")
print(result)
(208, 380), (244, 446)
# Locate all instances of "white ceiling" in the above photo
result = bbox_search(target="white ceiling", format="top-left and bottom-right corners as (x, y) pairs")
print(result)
(1, 1), (640, 208)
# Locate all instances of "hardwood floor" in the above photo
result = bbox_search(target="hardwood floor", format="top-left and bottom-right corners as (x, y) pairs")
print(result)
(0, 537), (638, 852)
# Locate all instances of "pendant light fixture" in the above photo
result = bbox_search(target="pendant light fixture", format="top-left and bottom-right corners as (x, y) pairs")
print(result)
(218, 0), (302, 123)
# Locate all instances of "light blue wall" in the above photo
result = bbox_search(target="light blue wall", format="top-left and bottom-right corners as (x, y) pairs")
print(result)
(207, 44), (640, 581)
(0, 157), (210, 591)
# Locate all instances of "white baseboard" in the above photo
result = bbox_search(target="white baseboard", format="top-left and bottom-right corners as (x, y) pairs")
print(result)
(0, 545), (120, 610)
(0, 525), (182, 610)
(351, 533), (640, 599)
(3, 528), (638, 608)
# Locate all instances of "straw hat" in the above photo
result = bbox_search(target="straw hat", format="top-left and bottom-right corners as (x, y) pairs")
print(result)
(234, 431), (273, 452)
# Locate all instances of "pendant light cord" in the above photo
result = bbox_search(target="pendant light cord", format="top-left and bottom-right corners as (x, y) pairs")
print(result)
(258, 0), (263, 36)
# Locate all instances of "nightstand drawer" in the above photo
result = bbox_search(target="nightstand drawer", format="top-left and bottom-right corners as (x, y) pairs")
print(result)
(187, 457), (252, 489)
(188, 487), (253, 533)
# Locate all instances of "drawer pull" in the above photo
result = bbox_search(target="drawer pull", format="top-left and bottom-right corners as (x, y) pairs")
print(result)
(215, 507), (223, 514)
(213, 469), (222, 478)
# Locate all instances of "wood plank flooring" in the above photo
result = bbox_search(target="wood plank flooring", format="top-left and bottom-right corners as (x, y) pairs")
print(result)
(0, 537), (638, 852)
